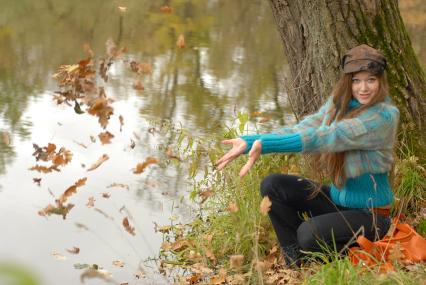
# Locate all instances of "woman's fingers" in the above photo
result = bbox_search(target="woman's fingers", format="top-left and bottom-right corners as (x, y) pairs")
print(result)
(239, 140), (261, 177)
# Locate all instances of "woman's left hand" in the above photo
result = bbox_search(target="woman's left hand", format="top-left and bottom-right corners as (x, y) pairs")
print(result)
(239, 140), (262, 177)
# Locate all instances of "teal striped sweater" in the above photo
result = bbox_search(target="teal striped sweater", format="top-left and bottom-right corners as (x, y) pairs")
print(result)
(241, 97), (400, 208)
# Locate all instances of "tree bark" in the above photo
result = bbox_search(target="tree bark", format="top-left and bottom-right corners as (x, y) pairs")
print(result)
(268, 0), (426, 157)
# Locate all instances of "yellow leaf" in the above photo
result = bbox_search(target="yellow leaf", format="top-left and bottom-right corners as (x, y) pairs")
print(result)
(260, 196), (272, 216)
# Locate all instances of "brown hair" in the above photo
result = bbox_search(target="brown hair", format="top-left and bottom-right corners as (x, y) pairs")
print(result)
(312, 71), (389, 193)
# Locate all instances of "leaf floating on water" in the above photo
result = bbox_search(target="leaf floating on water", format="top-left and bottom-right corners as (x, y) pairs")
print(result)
(74, 101), (85, 114)
(29, 165), (60, 173)
(58, 177), (87, 205)
(2, 131), (10, 145)
(86, 196), (95, 208)
(52, 250), (67, 261)
(122, 217), (135, 236)
(133, 157), (159, 174)
(133, 80), (144, 91)
(101, 192), (111, 198)
(80, 268), (112, 283)
(119, 115), (124, 132)
(87, 91), (114, 129)
(38, 203), (75, 219)
(98, 131), (114, 145)
(87, 154), (109, 171)
(112, 260), (125, 267)
(176, 34), (186, 49)
(260, 196), (272, 216)
(66, 247), (80, 254)
(33, 177), (42, 186)
(107, 183), (129, 190)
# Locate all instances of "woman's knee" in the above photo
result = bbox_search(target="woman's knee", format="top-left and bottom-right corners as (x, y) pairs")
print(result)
(296, 221), (320, 251)
(260, 173), (287, 197)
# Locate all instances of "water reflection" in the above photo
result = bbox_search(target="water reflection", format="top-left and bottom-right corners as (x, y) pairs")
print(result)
(0, 0), (424, 284)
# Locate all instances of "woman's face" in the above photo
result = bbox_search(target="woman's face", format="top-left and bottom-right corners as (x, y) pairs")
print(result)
(351, 71), (380, 104)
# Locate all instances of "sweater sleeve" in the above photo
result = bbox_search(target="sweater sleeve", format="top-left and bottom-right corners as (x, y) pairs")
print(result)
(299, 105), (399, 153)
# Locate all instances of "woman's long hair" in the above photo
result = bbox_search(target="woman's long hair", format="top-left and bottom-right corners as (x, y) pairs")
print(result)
(312, 72), (389, 193)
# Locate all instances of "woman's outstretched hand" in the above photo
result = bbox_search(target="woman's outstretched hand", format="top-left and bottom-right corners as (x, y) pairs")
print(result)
(215, 138), (262, 177)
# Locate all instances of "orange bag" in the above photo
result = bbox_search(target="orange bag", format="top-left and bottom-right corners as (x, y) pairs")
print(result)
(349, 219), (426, 272)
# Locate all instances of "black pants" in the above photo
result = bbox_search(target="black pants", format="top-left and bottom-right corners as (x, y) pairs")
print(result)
(260, 174), (391, 264)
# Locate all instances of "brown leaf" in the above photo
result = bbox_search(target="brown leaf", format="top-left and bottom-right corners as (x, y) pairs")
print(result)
(107, 183), (129, 190)
(29, 165), (60, 173)
(58, 177), (87, 205)
(80, 268), (112, 283)
(176, 34), (186, 49)
(87, 92), (114, 129)
(113, 260), (125, 267)
(123, 217), (135, 236)
(87, 154), (109, 171)
(38, 203), (75, 219)
(228, 201), (239, 213)
(101, 192), (111, 198)
(229, 255), (244, 269)
(86, 196), (95, 208)
(66, 247), (80, 254)
(133, 157), (159, 174)
(160, 5), (172, 14)
(52, 250), (67, 260)
(98, 131), (114, 145)
(260, 196), (272, 216)
(133, 80), (144, 91)
(33, 178), (42, 186)
(2, 131), (10, 145)
(119, 115), (124, 132)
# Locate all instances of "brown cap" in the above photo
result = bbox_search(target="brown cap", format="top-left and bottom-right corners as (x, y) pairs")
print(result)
(341, 44), (387, 74)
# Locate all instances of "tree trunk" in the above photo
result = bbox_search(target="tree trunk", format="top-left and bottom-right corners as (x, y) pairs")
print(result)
(268, 0), (426, 158)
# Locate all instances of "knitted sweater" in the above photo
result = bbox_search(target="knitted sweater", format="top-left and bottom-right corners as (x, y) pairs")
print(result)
(241, 97), (400, 208)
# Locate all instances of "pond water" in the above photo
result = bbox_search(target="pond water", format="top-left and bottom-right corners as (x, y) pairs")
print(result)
(0, 1), (424, 285)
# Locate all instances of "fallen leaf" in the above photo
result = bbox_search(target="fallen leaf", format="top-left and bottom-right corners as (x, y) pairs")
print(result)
(86, 197), (95, 208)
(130, 139), (136, 149)
(94, 208), (114, 220)
(38, 203), (75, 219)
(133, 157), (159, 174)
(160, 5), (172, 13)
(66, 247), (80, 254)
(228, 201), (239, 213)
(113, 260), (125, 267)
(176, 34), (186, 49)
(133, 80), (144, 91)
(119, 115), (124, 132)
(80, 268), (112, 283)
(135, 270), (146, 279)
(87, 92), (114, 129)
(122, 217), (135, 235)
(260, 196), (272, 216)
(2, 132), (10, 145)
(87, 154), (109, 171)
(107, 183), (129, 190)
(58, 177), (87, 205)
(52, 250), (67, 260)
(101, 192), (111, 198)
(33, 178), (42, 186)
(98, 131), (114, 145)
(229, 255), (244, 269)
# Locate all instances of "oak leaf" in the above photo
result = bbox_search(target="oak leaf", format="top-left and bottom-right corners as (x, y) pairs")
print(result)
(87, 154), (109, 171)
(58, 177), (87, 205)
(122, 217), (135, 235)
(133, 157), (159, 174)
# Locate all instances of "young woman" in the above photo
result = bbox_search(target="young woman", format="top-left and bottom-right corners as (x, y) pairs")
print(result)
(215, 44), (400, 266)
